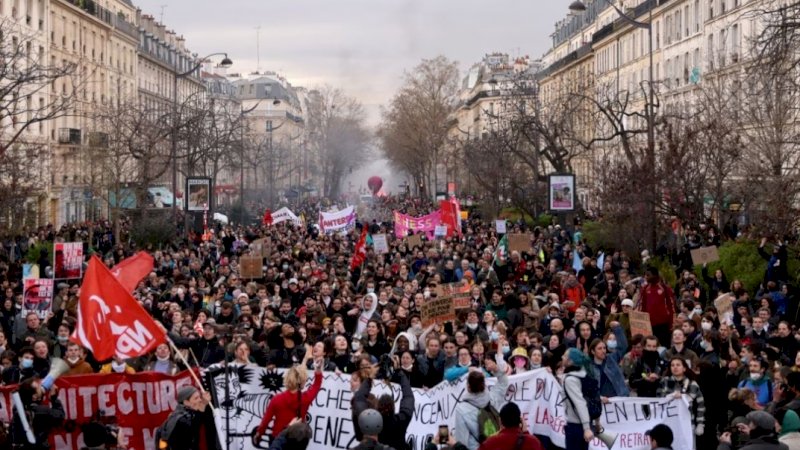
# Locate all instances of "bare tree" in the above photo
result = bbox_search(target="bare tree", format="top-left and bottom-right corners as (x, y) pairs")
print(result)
(380, 56), (460, 198)
(0, 19), (82, 233)
(306, 86), (370, 198)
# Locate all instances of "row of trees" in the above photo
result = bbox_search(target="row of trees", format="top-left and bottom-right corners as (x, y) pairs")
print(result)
(380, 1), (800, 254)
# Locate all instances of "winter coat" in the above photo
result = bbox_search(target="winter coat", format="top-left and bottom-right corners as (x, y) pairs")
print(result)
(379, 370), (415, 450)
(718, 434), (789, 450)
(657, 376), (706, 427)
(562, 367), (592, 431)
(453, 369), (509, 450)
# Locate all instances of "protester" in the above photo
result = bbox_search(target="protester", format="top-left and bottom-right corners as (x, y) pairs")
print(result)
(645, 424), (674, 450)
(719, 410), (788, 450)
(453, 352), (509, 450)
(477, 402), (544, 450)
(156, 386), (215, 450)
(13, 377), (65, 450)
(353, 409), (396, 450)
(561, 348), (596, 450)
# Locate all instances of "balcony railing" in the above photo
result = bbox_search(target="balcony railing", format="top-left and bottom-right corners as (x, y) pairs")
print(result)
(58, 128), (81, 145)
(61, 0), (139, 41)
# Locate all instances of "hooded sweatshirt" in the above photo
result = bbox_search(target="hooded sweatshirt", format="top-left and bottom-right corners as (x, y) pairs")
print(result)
(355, 293), (379, 337)
(390, 331), (417, 355)
(454, 367), (509, 450)
(562, 368), (592, 431)
(780, 410), (800, 450)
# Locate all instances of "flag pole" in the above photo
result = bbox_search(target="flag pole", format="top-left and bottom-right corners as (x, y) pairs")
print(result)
(167, 338), (212, 401)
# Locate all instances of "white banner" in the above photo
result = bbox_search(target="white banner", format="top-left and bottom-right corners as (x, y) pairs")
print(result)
(208, 367), (692, 450)
(272, 207), (301, 225)
(318, 206), (356, 234)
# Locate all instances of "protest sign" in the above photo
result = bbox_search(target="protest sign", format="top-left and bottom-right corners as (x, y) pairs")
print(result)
(54, 242), (83, 279)
(495, 219), (506, 234)
(240, 256), (262, 279)
(435, 281), (472, 310)
(406, 233), (423, 249)
(319, 206), (356, 234)
(23, 263), (38, 280)
(508, 234), (532, 254)
(372, 234), (389, 254)
(419, 296), (455, 326)
(629, 311), (653, 337)
(393, 210), (441, 239)
(0, 371), (196, 450)
(434, 225), (447, 237)
(23, 278), (53, 318)
(690, 246), (720, 266)
(714, 293), (734, 325)
(208, 367), (693, 450)
(272, 207), (300, 225)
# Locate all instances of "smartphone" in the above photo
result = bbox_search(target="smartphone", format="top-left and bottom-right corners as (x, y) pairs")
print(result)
(438, 425), (449, 444)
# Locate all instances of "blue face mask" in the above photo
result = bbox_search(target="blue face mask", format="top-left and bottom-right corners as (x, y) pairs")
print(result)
(501, 345), (510, 354)
(490, 331), (499, 341)
(607, 340), (618, 350)
(21, 359), (33, 369)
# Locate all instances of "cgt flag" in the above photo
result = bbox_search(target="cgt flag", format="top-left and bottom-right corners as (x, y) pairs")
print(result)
(110, 252), (154, 293)
(71, 256), (166, 360)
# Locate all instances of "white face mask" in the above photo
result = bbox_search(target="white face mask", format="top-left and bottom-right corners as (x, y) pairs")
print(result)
(111, 361), (126, 373)
(351, 341), (361, 351)
(67, 356), (80, 364)
(466, 323), (478, 330)
(157, 355), (171, 362)
(701, 322), (712, 331)
(750, 372), (762, 381)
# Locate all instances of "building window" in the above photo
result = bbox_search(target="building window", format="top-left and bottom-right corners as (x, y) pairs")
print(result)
(695, 0), (700, 32)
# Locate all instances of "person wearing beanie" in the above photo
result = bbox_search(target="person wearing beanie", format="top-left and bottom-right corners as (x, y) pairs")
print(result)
(775, 409), (800, 450)
(561, 348), (597, 450)
(156, 385), (214, 450)
(477, 402), (544, 450)
(719, 410), (789, 450)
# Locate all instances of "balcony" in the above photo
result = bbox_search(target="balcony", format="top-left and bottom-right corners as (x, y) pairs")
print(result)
(61, 0), (139, 41)
(87, 131), (108, 147)
(58, 128), (81, 145)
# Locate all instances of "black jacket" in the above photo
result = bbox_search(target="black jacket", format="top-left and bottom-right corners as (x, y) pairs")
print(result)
(379, 371), (415, 450)
(170, 333), (225, 368)
(717, 434), (789, 450)
(13, 395), (65, 450)
(352, 378), (373, 442)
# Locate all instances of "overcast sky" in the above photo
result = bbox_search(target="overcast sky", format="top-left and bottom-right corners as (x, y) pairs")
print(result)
(135, 0), (567, 125)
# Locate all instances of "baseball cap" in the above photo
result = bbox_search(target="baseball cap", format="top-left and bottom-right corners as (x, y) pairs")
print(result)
(289, 278), (298, 285)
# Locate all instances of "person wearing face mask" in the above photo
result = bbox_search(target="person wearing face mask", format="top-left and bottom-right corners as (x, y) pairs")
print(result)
(3, 347), (35, 384)
(464, 310), (489, 343)
(738, 358), (774, 407)
(99, 355), (136, 374)
(630, 336), (668, 397)
(589, 323), (630, 400)
(510, 347), (530, 374)
(63, 342), (92, 376)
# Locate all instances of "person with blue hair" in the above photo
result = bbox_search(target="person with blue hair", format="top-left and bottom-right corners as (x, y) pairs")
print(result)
(561, 348), (596, 450)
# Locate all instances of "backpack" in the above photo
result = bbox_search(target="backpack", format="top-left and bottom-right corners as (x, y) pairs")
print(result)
(155, 408), (192, 450)
(477, 404), (502, 442)
(565, 373), (602, 420)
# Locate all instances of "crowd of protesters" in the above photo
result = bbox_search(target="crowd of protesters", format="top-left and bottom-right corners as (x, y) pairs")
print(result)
(0, 194), (798, 450)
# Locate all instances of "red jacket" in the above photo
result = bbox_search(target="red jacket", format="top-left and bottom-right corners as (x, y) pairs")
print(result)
(640, 281), (676, 326)
(256, 372), (323, 438)
(478, 428), (544, 450)
(560, 284), (586, 313)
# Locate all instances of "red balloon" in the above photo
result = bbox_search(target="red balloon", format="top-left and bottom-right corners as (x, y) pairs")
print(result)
(367, 176), (383, 195)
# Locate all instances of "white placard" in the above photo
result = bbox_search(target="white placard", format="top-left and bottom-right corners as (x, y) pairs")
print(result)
(372, 234), (389, 254)
(495, 219), (507, 234)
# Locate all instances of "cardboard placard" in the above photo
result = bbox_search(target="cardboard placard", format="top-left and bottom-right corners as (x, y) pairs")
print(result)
(714, 293), (734, 325)
(690, 246), (720, 266)
(435, 281), (472, 310)
(250, 238), (271, 258)
(406, 233), (423, 249)
(420, 296), (455, 326)
(508, 233), (532, 254)
(629, 311), (653, 337)
(239, 256), (263, 279)
(495, 220), (507, 234)
(372, 234), (389, 254)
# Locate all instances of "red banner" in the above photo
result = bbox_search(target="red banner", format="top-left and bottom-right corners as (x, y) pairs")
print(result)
(110, 252), (155, 293)
(0, 370), (197, 450)
(54, 242), (83, 279)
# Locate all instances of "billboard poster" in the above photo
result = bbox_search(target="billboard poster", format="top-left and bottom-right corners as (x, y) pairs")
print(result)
(186, 177), (212, 211)
(54, 242), (83, 279)
(548, 174), (576, 212)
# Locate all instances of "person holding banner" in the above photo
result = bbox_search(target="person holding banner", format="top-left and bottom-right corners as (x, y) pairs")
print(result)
(561, 348), (597, 450)
(13, 376), (65, 450)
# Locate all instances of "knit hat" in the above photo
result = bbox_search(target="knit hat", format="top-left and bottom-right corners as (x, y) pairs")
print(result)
(781, 410), (800, 436)
(746, 410), (777, 431)
(177, 386), (198, 403)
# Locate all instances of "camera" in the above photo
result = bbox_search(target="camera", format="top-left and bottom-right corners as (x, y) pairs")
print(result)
(376, 354), (395, 380)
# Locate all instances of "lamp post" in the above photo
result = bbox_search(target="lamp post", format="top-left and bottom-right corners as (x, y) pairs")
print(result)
(569, 0), (657, 249)
(171, 52), (232, 235)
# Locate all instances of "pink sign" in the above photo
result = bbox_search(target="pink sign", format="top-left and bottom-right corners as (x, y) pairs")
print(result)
(394, 210), (441, 239)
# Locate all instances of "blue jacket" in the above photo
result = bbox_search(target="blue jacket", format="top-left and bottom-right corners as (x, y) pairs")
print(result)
(591, 325), (630, 397)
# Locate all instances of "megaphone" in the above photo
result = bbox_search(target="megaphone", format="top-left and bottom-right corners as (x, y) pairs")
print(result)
(596, 428), (619, 449)
(42, 357), (70, 390)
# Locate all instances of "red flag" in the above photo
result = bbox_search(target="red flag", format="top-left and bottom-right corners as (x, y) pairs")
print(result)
(71, 256), (167, 360)
(110, 252), (154, 293)
(439, 199), (460, 238)
(350, 226), (368, 270)
(262, 209), (273, 226)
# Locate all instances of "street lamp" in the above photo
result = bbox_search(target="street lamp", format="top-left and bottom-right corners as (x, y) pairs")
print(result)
(568, 0), (657, 248)
(171, 52), (232, 234)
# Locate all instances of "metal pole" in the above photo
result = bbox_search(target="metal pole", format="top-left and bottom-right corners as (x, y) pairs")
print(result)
(172, 71), (179, 234)
(647, 5), (656, 251)
(240, 106), (245, 225)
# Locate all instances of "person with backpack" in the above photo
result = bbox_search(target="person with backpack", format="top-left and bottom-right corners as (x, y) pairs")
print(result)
(454, 351), (509, 450)
(378, 369), (415, 450)
(156, 386), (214, 450)
(561, 348), (601, 450)
(477, 402), (545, 450)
